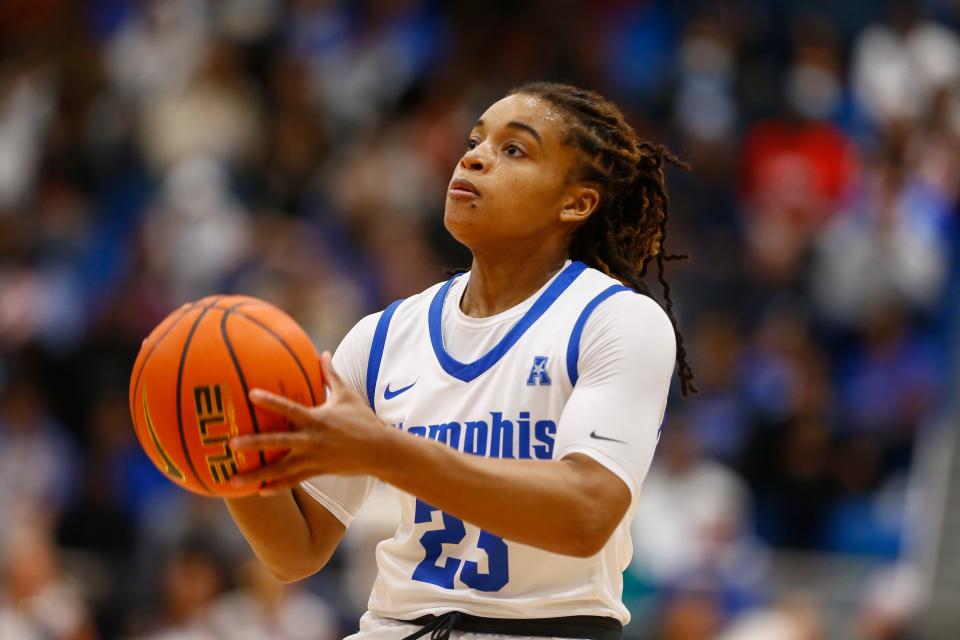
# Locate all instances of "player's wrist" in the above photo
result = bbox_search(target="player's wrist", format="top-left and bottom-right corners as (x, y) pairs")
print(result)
(359, 419), (400, 478)
(366, 425), (417, 483)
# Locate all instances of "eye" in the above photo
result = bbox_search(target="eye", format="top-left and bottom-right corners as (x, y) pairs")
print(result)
(466, 137), (479, 150)
(504, 144), (525, 157)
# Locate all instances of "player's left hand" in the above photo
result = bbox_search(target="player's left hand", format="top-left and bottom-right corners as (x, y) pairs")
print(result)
(230, 351), (390, 496)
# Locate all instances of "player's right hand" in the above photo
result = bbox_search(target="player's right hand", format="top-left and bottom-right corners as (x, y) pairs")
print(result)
(229, 351), (395, 495)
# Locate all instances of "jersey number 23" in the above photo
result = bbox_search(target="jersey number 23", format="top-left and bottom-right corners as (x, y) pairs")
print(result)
(412, 499), (509, 592)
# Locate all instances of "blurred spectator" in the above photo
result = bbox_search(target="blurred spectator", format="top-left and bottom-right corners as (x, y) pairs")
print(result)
(0, 63), (55, 210)
(684, 311), (749, 462)
(138, 495), (249, 570)
(631, 418), (768, 615)
(825, 449), (906, 556)
(739, 112), (855, 287)
(80, 390), (177, 521)
(854, 563), (925, 640)
(0, 235), (87, 352)
(135, 539), (228, 640)
(851, 4), (960, 128)
(657, 590), (724, 640)
(106, 0), (208, 106)
(139, 42), (261, 173)
(740, 34), (857, 287)
(809, 156), (950, 325)
(739, 298), (830, 425)
(0, 513), (96, 640)
(255, 55), (328, 217)
(212, 0), (281, 46)
(718, 594), (824, 640)
(674, 20), (738, 146)
(753, 416), (834, 549)
(328, 119), (446, 227)
(599, 2), (676, 106)
(0, 375), (77, 541)
(56, 392), (142, 637)
(288, 0), (442, 134)
(143, 156), (253, 303)
(208, 560), (338, 640)
(836, 306), (939, 443)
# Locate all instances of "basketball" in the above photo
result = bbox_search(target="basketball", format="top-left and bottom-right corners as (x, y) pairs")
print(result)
(128, 295), (324, 497)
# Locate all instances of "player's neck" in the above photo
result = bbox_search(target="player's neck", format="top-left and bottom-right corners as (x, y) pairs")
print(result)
(461, 247), (568, 318)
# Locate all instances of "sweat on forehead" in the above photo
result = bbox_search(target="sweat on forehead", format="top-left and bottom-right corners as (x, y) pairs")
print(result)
(507, 93), (568, 122)
(478, 95), (569, 135)
(485, 93), (563, 115)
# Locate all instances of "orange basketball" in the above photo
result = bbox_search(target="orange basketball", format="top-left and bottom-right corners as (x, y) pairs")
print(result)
(128, 295), (324, 497)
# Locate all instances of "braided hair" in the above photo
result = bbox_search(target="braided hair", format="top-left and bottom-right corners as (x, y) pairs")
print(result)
(509, 81), (697, 396)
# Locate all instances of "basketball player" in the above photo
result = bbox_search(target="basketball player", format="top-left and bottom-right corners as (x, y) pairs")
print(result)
(224, 82), (696, 640)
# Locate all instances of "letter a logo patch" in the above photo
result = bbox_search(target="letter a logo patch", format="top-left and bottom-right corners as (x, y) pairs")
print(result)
(526, 356), (551, 386)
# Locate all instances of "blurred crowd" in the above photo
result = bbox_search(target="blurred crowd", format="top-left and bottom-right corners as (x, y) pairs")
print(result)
(0, 1), (958, 639)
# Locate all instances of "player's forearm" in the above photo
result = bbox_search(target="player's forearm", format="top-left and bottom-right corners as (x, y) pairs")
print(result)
(374, 429), (623, 557)
(224, 489), (339, 581)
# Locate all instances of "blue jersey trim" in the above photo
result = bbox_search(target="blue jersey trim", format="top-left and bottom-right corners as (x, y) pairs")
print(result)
(566, 284), (631, 386)
(366, 299), (404, 412)
(429, 261), (588, 383)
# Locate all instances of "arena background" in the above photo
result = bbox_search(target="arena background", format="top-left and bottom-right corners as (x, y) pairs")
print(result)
(1, 1), (959, 638)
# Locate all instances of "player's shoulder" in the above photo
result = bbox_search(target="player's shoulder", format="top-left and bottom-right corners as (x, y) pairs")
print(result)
(341, 309), (381, 347)
(579, 266), (671, 325)
(576, 266), (675, 350)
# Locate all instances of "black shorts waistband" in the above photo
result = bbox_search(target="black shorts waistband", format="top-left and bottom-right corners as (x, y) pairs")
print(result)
(394, 612), (623, 640)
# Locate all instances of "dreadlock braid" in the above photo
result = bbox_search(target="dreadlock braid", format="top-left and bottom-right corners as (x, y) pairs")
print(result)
(509, 81), (697, 397)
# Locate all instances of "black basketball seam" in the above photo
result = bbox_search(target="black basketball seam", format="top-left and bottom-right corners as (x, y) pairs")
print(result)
(231, 311), (318, 406)
(175, 300), (222, 495)
(210, 302), (262, 312)
(129, 303), (198, 419)
(133, 298), (255, 417)
(220, 304), (268, 469)
(199, 299), (261, 313)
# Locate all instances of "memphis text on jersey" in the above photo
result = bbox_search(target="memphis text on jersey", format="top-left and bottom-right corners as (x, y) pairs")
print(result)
(391, 411), (556, 460)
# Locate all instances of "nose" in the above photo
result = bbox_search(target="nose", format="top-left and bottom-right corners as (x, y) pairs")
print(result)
(459, 145), (489, 173)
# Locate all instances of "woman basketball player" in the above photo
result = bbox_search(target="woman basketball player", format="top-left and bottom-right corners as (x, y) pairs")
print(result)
(225, 82), (696, 640)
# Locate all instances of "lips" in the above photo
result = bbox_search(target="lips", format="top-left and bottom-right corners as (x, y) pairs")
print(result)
(448, 178), (480, 198)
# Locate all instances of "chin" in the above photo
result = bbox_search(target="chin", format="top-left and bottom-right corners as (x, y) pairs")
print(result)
(443, 204), (482, 247)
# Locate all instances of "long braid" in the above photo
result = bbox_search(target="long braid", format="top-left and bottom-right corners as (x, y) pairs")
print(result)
(509, 82), (697, 396)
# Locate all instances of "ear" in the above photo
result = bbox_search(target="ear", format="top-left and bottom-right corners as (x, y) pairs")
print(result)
(559, 185), (600, 223)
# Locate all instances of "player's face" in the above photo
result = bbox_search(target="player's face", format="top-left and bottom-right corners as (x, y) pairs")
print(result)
(444, 94), (597, 253)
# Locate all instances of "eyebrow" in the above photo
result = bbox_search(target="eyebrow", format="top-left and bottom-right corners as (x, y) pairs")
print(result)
(475, 119), (543, 147)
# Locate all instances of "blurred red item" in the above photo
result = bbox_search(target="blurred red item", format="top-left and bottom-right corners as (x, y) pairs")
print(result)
(740, 119), (857, 226)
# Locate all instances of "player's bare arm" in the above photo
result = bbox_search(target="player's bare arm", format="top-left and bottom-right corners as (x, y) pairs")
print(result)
(223, 487), (345, 582)
(231, 352), (631, 558)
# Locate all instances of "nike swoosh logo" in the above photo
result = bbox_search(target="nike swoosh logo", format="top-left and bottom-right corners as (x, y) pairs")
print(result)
(384, 380), (417, 400)
(142, 386), (185, 481)
(590, 430), (628, 445)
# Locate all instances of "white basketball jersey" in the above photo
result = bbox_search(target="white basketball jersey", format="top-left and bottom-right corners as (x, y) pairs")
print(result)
(303, 260), (676, 624)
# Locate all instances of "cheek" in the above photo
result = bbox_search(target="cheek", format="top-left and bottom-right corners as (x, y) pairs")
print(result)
(490, 167), (563, 226)
(443, 164), (565, 242)
(493, 164), (552, 195)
